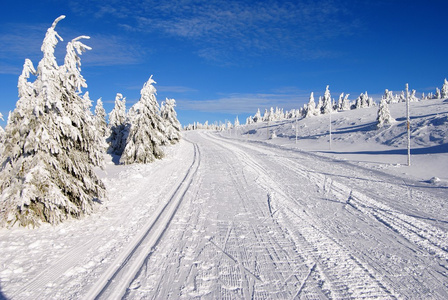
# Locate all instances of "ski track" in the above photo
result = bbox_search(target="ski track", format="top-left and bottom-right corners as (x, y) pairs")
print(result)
(84, 142), (201, 300)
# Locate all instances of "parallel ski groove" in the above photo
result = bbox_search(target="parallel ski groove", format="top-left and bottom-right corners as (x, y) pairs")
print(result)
(84, 142), (200, 300)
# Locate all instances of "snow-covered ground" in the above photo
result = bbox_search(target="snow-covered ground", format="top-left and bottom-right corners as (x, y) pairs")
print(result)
(0, 99), (447, 299)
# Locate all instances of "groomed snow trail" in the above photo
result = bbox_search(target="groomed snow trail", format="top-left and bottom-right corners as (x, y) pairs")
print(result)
(124, 130), (448, 299)
(2, 130), (447, 299)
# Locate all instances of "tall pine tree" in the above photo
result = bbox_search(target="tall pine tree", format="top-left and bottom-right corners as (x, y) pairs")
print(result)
(120, 76), (167, 165)
(160, 98), (181, 144)
(107, 93), (127, 155)
(0, 16), (105, 227)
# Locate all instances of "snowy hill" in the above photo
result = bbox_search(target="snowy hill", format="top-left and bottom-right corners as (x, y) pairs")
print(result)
(0, 98), (447, 299)
(224, 98), (448, 183)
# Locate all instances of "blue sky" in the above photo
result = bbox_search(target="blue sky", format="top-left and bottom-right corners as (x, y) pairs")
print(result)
(1, 0), (447, 126)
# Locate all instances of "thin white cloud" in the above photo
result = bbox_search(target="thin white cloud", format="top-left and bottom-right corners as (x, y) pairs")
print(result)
(69, 0), (361, 63)
(81, 34), (145, 66)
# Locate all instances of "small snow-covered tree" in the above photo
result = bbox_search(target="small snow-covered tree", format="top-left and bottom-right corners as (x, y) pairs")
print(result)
(377, 96), (395, 128)
(316, 96), (323, 114)
(321, 85), (332, 114)
(107, 93), (127, 155)
(0, 16), (105, 227)
(120, 76), (167, 165)
(341, 94), (351, 110)
(337, 93), (344, 111)
(435, 88), (441, 99)
(304, 92), (318, 118)
(383, 89), (394, 104)
(160, 98), (181, 143)
(94, 98), (108, 139)
(234, 116), (240, 127)
(253, 108), (262, 123)
(93, 97), (108, 156)
(441, 78), (448, 99)
(353, 92), (372, 109)
(410, 89), (419, 102)
(263, 107), (275, 122)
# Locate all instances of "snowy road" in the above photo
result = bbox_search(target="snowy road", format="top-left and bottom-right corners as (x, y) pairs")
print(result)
(1, 130), (447, 299)
(125, 130), (448, 299)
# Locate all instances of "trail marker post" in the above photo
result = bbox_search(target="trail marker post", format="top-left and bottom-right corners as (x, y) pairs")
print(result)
(406, 83), (411, 166)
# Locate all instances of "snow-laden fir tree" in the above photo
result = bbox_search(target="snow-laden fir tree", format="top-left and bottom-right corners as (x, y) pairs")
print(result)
(383, 89), (395, 104)
(441, 78), (448, 99)
(321, 85), (332, 114)
(353, 92), (373, 109)
(94, 98), (108, 139)
(93, 97), (108, 156)
(342, 93), (351, 110)
(263, 107), (275, 122)
(252, 109), (262, 123)
(337, 93), (344, 111)
(410, 89), (419, 102)
(234, 116), (240, 127)
(316, 96), (323, 114)
(120, 76), (167, 165)
(377, 96), (395, 128)
(0, 16), (105, 227)
(304, 92), (317, 118)
(160, 98), (181, 143)
(435, 88), (441, 99)
(107, 93), (127, 155)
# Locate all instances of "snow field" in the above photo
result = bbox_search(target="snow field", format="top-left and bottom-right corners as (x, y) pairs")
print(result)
(1, 98), (447, 299)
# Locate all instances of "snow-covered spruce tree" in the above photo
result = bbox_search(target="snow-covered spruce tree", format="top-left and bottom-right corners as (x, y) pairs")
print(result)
(316, 96), (323, 114)
(441, 78), (448, 99)
(383, 89), (394, 104)
(435, 88), (441, 99)
(94, 98), (108, 139)
(410, 89), (419, 102)
(120, 76), (167, 165)
(304, 92), (317, 118)
(160, 98), (181, 144)
(337, 93), (344, 111)
(342, 93), (351, 110)
(353, 92), (371, 109)
(107, 93), (127, 155)
(321, 85), (332, 114)
(253, 108), (262, 123)
(377, 96), (395, 128)
(0, 16), (105, 227)
(234, 116), (240, 127)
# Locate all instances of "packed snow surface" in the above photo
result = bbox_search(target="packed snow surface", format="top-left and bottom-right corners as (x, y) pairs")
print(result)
(1, 99), (448, 299)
